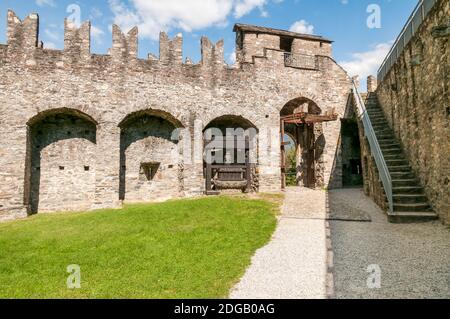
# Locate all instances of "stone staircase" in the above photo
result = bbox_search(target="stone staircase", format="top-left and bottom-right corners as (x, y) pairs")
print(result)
(365, 93), (438, 223)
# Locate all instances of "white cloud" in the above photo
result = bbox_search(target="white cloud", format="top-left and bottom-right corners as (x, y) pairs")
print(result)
(90, 7), (103, 19)
(234, 0), (267, 19)
(36, 0), (56, 7)
(44, 28), (59, 41)
(109, 0), (275, 40)
(289, 20), (314, 34)
(91, 26), (105, 40)
(228, 51), (236, 64)
(339, 42), (392, 79)
(108, 0), (141, 34)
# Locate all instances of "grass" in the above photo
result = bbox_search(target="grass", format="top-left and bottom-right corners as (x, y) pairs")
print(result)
(0, 196), (278, 299)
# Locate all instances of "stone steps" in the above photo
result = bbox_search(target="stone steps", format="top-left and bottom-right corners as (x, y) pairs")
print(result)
(379, 142), (401, 148)
(382, 148), (403, 156)
(372, 125), (391, 130)
(384, 154), (407, 160)
(393, 202), (433, 212)
(368, 114), (386, 120)
(373, 127), (393, 133)
(388, 165), (413, 173)
(378, 138), (398, 144)
(386, 159), (409, 166)
(393, 194), (428, 204)
(379, 143), (402, 150)
(392, 178), (423, 189)
(365, 93), (437, 223)
(390, 171), (417, 179)
(370, 118), (388, 124)
(388, 211), (439, 223)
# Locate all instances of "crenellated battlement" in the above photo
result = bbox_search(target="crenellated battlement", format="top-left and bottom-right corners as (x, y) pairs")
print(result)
(64, 19), (91, 62)
(201, 37), (224, 67)
(159, 32), (183, 65)
(112, 24), (138, 61)
(1, 9), (336, 76)
(1, 9), (231, 72)
(7, 10), (40, 51)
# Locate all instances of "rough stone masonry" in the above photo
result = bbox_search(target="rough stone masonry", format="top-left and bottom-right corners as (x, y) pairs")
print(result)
(0, 10), (353, 221)
(376, 0), (449, 223)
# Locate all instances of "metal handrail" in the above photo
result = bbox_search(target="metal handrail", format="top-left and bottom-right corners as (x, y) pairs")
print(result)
(352, 81), (393, 214)
(377, 0), (438, 81)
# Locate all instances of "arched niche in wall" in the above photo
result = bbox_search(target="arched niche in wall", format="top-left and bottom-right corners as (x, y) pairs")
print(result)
(203, 115), (259, 193)
(25, 108), (98, 214)
(203, 115), (259, 165)
(118, 109), (184, 202)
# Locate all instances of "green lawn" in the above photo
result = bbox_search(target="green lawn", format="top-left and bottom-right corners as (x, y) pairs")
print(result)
(0, 196), (278, 299)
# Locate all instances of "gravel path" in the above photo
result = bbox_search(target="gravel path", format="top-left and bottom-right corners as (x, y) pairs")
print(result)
(230, 187), (450, 299)
(230, 188), (329, 299)
(330, 189), (450, 299)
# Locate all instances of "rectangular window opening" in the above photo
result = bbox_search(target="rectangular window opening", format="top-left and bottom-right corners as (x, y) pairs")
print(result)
(280, 37), (294, 53)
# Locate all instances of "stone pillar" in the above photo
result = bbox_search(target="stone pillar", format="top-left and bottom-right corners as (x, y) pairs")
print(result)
(324, 120), (343, 189)
(93, 123), (122, 210)
(367, 75), (378, 93)
(258, 125), (282, 192)
(182, 119), (204, 197)
(0, 123), (28, 221)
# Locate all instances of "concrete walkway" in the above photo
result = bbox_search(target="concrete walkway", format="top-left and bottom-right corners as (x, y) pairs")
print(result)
(230, 187), (329, 299)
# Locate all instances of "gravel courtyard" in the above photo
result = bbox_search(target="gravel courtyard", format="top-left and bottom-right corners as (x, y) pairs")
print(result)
(230, 187), (450, 299)
(330, 189), (450, 299)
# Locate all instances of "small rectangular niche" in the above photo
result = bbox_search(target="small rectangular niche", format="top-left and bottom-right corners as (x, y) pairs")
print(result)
(84, 166), (90, 171)
(140, 162), (160, 181)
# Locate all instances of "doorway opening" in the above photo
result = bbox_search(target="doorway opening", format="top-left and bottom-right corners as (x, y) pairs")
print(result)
(341, 119), (363, 187)
(280, 97), (337, 189)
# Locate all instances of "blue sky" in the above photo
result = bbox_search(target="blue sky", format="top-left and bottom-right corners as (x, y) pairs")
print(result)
(0, 0), (418, 87)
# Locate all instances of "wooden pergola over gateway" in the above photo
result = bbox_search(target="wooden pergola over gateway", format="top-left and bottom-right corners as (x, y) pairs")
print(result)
(280, 110), (338, 189)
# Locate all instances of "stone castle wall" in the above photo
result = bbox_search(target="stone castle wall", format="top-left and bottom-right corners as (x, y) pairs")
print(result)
(0, 10), (352, 221)
(376, 0), (449, 223)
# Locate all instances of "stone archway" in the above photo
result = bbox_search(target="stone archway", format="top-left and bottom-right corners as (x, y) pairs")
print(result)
(25, 108), (98, 214)
(118, 110), (184, 202)
(203, 115), (259, 194)
(280, 97), (329, 189)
